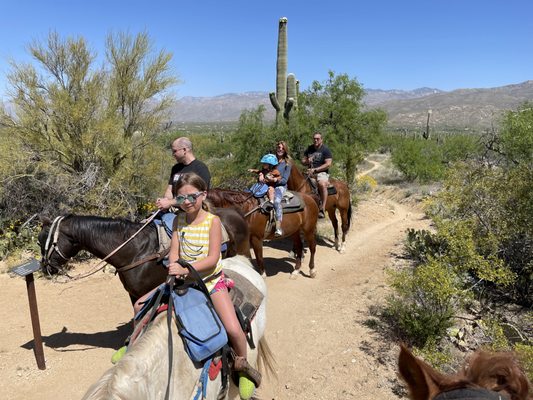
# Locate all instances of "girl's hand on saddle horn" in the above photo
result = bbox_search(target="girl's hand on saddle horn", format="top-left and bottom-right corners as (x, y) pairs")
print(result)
(167, 262), (188, 279)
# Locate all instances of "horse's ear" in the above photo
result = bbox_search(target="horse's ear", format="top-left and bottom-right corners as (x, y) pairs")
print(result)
(398, 344), (442, 400)
(39, 215), (52, 227)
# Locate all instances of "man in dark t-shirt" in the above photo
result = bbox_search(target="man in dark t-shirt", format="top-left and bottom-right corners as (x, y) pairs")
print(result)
(302, 132), (332, 218)
(156, 137), (211, 211)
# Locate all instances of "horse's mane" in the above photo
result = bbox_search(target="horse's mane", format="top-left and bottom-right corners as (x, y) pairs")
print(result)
(399, 345), (532, 400)
(63, 214), (152, 245)
(207, 188), (256, 208)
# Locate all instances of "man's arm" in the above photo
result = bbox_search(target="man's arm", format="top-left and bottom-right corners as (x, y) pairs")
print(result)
(314, 158), (332, 173)
(156, 184), (177, 210)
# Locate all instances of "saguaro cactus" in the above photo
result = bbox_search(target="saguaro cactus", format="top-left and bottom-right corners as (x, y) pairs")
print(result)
(270, 17), (298, 125)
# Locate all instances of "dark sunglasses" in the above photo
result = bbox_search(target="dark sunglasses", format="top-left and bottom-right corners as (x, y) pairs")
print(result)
(175, 191), (204, 205)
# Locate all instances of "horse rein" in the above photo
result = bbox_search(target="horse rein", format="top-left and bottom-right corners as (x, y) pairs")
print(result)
(41, 212), (160, 281)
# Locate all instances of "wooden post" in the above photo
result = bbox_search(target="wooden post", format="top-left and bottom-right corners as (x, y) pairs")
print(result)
(13, 259), (46, 370)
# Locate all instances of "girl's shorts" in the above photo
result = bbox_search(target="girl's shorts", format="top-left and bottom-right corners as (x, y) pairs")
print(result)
(209, 271), (235, 294)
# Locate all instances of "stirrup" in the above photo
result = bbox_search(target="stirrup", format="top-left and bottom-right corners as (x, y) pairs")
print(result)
(233, 356), (261, 388)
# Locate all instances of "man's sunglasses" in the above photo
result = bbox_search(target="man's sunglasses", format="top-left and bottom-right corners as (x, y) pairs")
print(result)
(175, 191), (205, 205)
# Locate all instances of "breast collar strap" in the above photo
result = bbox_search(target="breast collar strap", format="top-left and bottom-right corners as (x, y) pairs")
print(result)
(434, 388), (506, 400)
(43, 216), (70, 264)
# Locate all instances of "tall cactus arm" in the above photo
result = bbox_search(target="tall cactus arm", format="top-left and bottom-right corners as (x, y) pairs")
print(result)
(269, 92), (281, 111)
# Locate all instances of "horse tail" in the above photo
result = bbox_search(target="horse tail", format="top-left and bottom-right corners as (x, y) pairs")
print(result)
(257, 336), (277, 380)
(81, 367), (115, 399)
(347, 200), (353, 231)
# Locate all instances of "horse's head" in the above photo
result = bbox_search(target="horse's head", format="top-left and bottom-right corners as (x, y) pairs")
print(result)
(38, 215), (79, 276)
(398, 344), (532, 400)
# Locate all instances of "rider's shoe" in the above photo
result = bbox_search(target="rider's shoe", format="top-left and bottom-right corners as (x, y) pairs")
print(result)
(239, 374), (255, 399)
(274, 221), (283, 237)
(234, 356), (261, 389)
(111, 345), (127, 364)
(318, 210), (325, 219)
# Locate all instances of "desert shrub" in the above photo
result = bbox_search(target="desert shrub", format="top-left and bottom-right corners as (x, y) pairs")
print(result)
(514, 343), (533, 381)
(0, 220), (40, 261)
(391, 138), (445, 182)
(412, 337), (453, 370)
(440, 134), (481, 163)
(405, 228), (447, 264)
(427, 162), (531, 305)
(385, 259), (463, 347)
(0, 32), (174, 220)
(355, 175), (377, 194)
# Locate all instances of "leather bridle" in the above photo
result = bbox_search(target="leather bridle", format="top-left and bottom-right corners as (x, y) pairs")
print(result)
(41, 216), (71, 274)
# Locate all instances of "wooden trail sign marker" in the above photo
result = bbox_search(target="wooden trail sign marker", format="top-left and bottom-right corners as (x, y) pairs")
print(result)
(12, 258), (46, 370)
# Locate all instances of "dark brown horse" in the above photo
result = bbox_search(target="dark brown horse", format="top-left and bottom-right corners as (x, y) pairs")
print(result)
(207, 188), (319, 278)
(37, 208), (250, 303)
(399, 344), (532, 400)
(287, 162), (352, 253)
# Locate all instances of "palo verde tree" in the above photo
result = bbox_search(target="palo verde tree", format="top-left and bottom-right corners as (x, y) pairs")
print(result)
(0, 30), (177, 219)
(296, 71), (386, 184)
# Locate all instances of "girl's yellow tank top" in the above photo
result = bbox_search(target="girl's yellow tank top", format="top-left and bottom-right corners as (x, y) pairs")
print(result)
(175, 212), (223, 292)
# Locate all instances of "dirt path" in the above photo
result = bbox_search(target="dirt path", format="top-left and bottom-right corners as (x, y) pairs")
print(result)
(0, 181), (430, 399)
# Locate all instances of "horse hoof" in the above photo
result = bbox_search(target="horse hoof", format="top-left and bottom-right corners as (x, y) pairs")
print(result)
(309, 269), (317, 278)
(289, 271), (299, 280)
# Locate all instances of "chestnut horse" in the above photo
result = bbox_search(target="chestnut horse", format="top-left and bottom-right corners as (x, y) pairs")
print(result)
(286, 162), (352, 253)
(399, 344), (532, 400)
(207, 189), (319, 278)
(37, 209), (250, 303)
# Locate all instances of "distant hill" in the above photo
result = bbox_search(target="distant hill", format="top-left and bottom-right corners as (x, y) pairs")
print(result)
(170, 92), (274, 122)
(169, 87), (444, 124)
(379, 81), (533, 131)
(170, 81), (533, 130)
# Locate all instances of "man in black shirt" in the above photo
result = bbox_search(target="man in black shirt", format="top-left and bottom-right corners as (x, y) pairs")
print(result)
(302, 132), (332, 218)
(156, 137), (211, 211)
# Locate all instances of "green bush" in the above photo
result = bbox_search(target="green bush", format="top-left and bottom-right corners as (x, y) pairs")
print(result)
(405, 228), (447, 264)
(391, 138), (445, 182)
(514, 343), (533, 382)
(0, 220), (40, 261)
(385, 259), (462, 346)
(427, 161), (530, 306)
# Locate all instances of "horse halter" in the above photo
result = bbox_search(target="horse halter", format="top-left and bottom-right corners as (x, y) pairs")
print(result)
(41, 216), (71, 271)
(434, 388), (507, 400)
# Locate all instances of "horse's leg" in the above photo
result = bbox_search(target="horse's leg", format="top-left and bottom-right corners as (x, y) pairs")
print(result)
(328, 205), (340, 251)
(290, 232), (303, 280)
(250, 235), (266, 277)
(339, 201), (351, 254)
(303, 227), (317, 278)
(339, 207), (349, 254)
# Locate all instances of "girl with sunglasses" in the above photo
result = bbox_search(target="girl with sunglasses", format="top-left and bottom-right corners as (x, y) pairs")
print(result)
(134, 172), (261, 394)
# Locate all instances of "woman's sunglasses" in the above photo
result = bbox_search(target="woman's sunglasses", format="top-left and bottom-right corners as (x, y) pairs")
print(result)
(175, 191), (205, 205)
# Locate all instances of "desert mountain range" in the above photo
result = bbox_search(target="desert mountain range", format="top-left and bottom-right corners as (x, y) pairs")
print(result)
(170, 81), (533, 130)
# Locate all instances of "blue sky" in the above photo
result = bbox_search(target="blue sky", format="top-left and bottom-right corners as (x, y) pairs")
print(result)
(1, 0), (532, 98)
